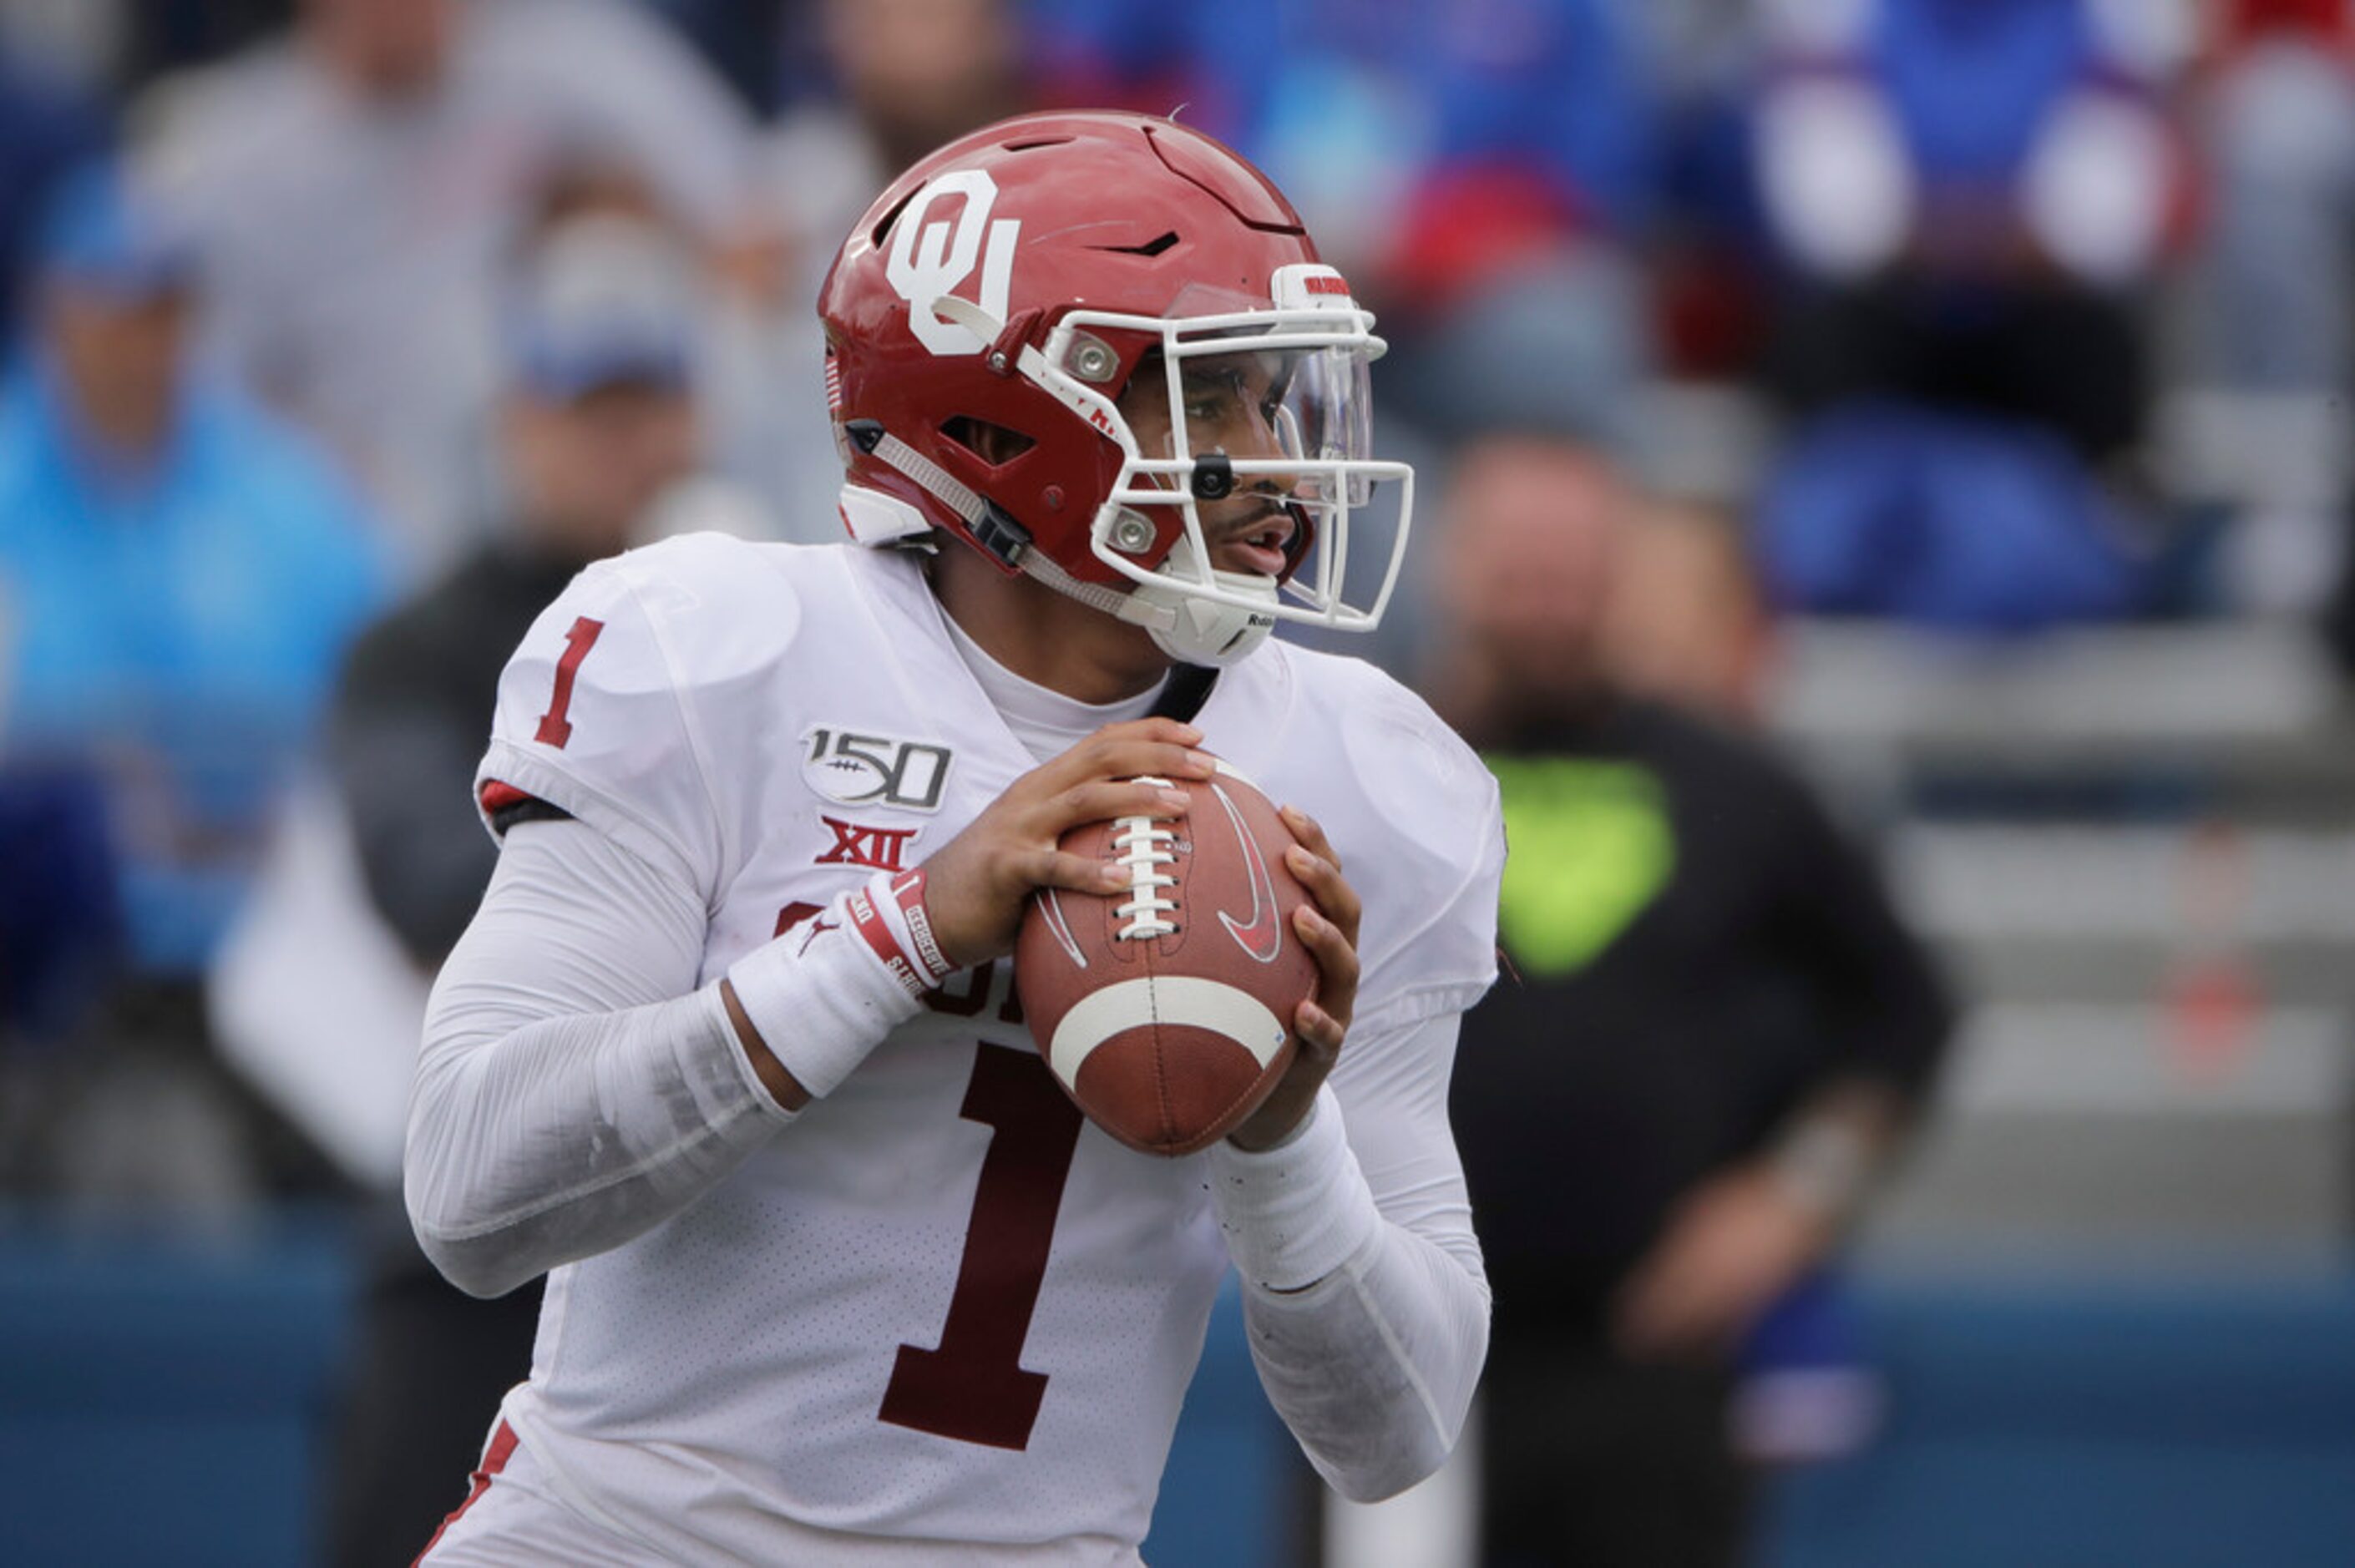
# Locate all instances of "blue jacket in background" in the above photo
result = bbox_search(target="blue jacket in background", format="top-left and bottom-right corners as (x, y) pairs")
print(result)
(0, 354), (387, 973)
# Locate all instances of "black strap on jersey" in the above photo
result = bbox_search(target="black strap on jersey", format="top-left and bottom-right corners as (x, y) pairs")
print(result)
(489, 797), (575, 837)
(1150, 663), (1219, 723)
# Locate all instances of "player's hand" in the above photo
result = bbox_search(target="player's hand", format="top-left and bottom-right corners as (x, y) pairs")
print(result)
(920, 718), (1219, 970)
(1611, 1162), (1836, 1363)
(1227, 805), (1360, 1152)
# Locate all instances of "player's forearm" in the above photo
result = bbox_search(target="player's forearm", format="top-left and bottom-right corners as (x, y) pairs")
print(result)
(406, 981), (789, 1297)
(1207, 1085), (1490, 1500)
(404, 821), (926, 1297)
(403, 820), (795, 1297)
(1239, 1220), (1490, 1501)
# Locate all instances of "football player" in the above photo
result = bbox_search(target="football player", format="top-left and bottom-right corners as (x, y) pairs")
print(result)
(407, 111), (1503, 1565)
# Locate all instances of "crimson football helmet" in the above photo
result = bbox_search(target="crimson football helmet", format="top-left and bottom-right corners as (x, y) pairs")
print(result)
(817, 110), (1410, 665)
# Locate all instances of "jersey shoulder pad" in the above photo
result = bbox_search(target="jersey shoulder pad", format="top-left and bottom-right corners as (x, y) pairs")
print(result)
(474, 534), (821, 891)
(1269, 648), (1505, 1031)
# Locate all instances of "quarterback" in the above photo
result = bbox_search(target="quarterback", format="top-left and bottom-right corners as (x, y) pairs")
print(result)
(408, 112), (1503, 1565)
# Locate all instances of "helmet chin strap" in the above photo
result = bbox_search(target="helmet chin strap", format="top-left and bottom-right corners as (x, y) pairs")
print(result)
(1122, 534), (1280, 666)
(1012, 534), (1275, 666)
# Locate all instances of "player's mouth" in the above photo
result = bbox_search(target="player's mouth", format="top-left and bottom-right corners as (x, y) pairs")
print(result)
(1210, 505), (1295, 578)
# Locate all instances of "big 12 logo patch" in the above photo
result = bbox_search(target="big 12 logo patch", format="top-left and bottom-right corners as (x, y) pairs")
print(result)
(803, 726), (954, 812)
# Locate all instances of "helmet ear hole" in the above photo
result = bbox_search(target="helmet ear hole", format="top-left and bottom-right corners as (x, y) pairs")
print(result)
(941, 416), (1036, 468)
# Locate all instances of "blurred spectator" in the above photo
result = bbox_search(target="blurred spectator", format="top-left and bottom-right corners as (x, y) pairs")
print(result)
(0, 38), (112, 355)
(1598, 496), (1773, 723)
(728, 0), (1031, 539)
(140, 0), (753, 576)
(319, 209), (701, 1566)
(819, 0), (1026, 180)
(1427, 437), (1953, 1568)
(0, 160), (384, 1205)
(0, 159), (384, 979)
(1747, 0), (2188, 631)
(1025, 0), (1657, 447)
(331, 212), (699, 969)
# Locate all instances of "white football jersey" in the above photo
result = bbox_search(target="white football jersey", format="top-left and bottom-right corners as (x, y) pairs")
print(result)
(468, 533), (1502, 1563)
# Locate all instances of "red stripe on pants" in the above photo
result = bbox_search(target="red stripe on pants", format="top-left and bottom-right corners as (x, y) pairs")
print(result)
(412, 1419), (519, 1566)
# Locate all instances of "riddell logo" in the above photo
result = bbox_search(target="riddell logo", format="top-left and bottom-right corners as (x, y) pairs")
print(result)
(1209, 782), (1284, 964)
(818, 816), (919, 873)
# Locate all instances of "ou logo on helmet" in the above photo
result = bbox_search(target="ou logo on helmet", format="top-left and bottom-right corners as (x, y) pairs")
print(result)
(885, 169), (1021, 357)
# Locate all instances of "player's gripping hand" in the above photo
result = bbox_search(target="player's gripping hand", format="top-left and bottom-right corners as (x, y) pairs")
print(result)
(921, 718), (1219, 970)
(1226, 806), (1361, 1152)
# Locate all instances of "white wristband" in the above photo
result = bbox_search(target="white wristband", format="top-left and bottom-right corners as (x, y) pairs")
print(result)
(1205, 1084), (1384, 1294)
(725, 891), (927, 1100)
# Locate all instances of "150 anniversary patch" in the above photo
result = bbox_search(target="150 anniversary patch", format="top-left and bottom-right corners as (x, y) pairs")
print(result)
(803, 726), (955, 812)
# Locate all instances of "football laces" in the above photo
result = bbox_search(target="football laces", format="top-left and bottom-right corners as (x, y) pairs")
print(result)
(1109, 778), (1182, 941)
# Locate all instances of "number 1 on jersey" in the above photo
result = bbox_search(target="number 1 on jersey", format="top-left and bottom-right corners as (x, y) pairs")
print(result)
(534, 616), (605, 749)
(879, 1041), (1082, 1449)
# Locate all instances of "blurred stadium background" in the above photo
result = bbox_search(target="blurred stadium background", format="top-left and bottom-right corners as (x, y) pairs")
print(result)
(6, 2), (2355, 1565)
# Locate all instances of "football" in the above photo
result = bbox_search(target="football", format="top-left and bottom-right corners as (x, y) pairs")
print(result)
(1015, 762), (1319, 1156)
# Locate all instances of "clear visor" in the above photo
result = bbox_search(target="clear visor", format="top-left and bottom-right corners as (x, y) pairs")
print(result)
(1038, 305), (1413, 637)
(1149, 340), (1376, 509)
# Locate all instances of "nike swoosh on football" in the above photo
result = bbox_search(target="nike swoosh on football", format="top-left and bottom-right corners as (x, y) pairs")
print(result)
(1211, 782), (1284, 964)
(1039, 888), (1088, 968)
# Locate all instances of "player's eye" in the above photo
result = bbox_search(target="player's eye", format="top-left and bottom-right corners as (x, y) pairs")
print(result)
(1180, 374), (1238, 425)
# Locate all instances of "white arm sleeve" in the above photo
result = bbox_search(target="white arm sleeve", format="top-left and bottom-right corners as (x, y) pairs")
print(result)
(1205, 1008), (1490, 1504)
(403, 817), (913, 1298)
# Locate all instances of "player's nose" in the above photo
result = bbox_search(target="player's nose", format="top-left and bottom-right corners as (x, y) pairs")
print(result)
(1215, 407), (1302, 495)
